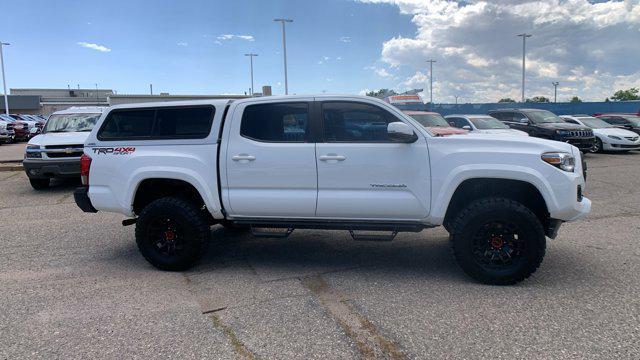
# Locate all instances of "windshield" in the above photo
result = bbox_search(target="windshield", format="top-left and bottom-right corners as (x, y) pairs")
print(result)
(408, 113), (450, 127)
(43, 113), (101, 133)
(576, 117), (613, 129)
(621, 116), (640, 126)
(469, 116), (509, 129)
(526, 110), (564, 124)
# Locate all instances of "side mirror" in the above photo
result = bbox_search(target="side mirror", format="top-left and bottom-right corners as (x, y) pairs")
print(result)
(387, 122), (418, 143)
(462, 125), (472, 130)
(518, 118), (530, 124)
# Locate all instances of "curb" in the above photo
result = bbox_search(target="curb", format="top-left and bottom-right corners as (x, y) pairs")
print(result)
(0, 163), (23, 172)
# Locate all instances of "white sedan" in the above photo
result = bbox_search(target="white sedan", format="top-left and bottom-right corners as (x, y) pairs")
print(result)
(445, 114), (529, 136)
(561, 115), (640, 152)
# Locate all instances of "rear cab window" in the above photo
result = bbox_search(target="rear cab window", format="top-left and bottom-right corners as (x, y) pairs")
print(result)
(97, 106), (215, 141)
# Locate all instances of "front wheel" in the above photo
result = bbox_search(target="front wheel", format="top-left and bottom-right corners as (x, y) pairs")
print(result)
(594, 138), (603, 153)
(135, 197), (211, 271)
(449, 197), (546, 285)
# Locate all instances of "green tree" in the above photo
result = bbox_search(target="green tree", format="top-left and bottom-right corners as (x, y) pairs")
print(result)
(365, 89), (397, 98)
(610, 88), (640, 101)
(498, 98), (516, 103)
(528, 96), (550, 103)
(569, 96), (582, 103)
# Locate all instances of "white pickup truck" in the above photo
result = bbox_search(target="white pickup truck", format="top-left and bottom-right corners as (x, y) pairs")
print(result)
(74, 95), (590, 284)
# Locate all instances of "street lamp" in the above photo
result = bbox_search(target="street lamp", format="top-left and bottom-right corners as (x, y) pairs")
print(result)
(244, 53), (258, 96)
(517, 33), (532, 103)
(552, 81), (559, 103)
(426, 59), (436, 104)
(274, 18), (293, 95)
(0, 42), (10, 115)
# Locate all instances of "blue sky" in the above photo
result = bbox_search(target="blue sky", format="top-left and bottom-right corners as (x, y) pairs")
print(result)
(2, 0), (414, 96)
(3, 1), (639, 102)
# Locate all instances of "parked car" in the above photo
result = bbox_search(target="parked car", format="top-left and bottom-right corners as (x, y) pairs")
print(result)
(23, 107), (106, 189)
(445, 114), (529, 136)
(75, 96), (590, 285)
(560, 115), (640, 153)
(0, 117), (15, 144)
(596, 114), (640, 135)
(488, 109), (595, 152)
(402, 111), (468, 136)
(8, 114), (41, 141)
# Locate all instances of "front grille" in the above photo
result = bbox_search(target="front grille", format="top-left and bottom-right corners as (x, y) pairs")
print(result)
(47, 152), (83, 158)
(45, 144), (84, 149)
(6, 124), (13, 131)
(567, 130), (593, 138)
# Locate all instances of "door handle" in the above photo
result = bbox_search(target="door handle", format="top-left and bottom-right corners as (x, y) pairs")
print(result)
(319, 154), (346, 161)
(232, 154), (256, 162)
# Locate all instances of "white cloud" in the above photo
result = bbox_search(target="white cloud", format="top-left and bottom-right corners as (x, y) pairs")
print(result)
(365, 65), (394, 78)
(77, 42), (111, 52)
(177, 42), (188, 47)
(357, 0), (640, 102)
(216, 34), (255, 42)
(340, 36), (352, 43)
(318, 56), (331, 64)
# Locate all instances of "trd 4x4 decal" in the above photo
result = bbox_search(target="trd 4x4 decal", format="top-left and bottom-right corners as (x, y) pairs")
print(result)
(92, 147), (136, 155)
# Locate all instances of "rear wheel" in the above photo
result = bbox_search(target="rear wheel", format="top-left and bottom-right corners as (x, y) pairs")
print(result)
(449, 197), (546, 285)
(135, 197), (210, 271)
(29, 178), (50, 190)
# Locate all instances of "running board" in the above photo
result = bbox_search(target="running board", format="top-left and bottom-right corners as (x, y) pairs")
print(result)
(250, 226), (295, 238)
(234, 218), (430, 233)
(349, 230), (398, 241)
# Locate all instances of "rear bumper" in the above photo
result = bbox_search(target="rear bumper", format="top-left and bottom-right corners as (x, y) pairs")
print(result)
(74, 186), (97, 213)
(23, 158), (81, 179)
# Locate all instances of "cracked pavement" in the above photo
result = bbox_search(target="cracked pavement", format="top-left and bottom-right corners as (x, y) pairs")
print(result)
(1, 151), (639, 359)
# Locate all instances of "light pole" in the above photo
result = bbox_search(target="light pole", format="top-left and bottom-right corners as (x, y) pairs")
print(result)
(454, 95), (459, 106)
(517, 33), (532, 103)
(244, 53), (258, 96)
(0, 42), (10, 115)
(552, 81), (559, 103)
(426, 59), (436, 104)
(274, 18), (293, 95)
(95, 83), (98, 99)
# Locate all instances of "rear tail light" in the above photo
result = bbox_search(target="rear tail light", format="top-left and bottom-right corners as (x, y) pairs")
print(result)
(80, 154), (92, 186)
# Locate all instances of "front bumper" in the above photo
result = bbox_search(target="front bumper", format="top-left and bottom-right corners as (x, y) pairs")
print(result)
(23, 158), (81, 179)
(560, 136), (596, 152)
(74, 186), (97, 213)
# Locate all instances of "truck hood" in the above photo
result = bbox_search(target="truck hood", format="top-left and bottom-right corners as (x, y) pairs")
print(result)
(427, 126), (468, 136)
(28, 132), (90, 147)
(537, 122), (590, 131)
(478, 129), (529, 136)
(458, 132), (575, 153)
(592, 127), (639, 138)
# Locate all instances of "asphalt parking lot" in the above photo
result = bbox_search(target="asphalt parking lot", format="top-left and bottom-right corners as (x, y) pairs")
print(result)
(1, 152), (639, 359)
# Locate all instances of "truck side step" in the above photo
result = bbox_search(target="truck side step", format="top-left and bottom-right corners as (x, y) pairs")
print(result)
(349, 230), (398, 242)
(250, 226), (295, 238)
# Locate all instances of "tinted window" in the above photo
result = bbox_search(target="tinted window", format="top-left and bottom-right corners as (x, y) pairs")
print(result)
(447, 117), (471, 129)
(154, 107), (214, 138)
(489, 112), (513, 121)
(241, 102), (308, 142)
(322, 102), (397, 142)
(98, 109), (154, 140)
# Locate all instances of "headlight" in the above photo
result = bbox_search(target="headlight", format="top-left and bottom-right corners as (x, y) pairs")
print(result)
(541, 152), (575, 172)
(556, 130), (571, 135)
(608, 135), (621, 140)
(25, 144), (42, 159)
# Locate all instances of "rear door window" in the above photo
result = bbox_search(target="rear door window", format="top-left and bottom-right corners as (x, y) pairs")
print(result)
(240, 102), (309, 142)
(448, 117), (471, 128)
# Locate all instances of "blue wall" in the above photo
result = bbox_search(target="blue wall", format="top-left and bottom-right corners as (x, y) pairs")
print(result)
(394, 101), (640, 116)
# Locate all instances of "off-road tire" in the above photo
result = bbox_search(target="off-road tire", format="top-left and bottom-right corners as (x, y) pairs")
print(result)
(449, 197), (546, 285)
(29, 178), (50, 190)
(135, 197), (210, 271)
